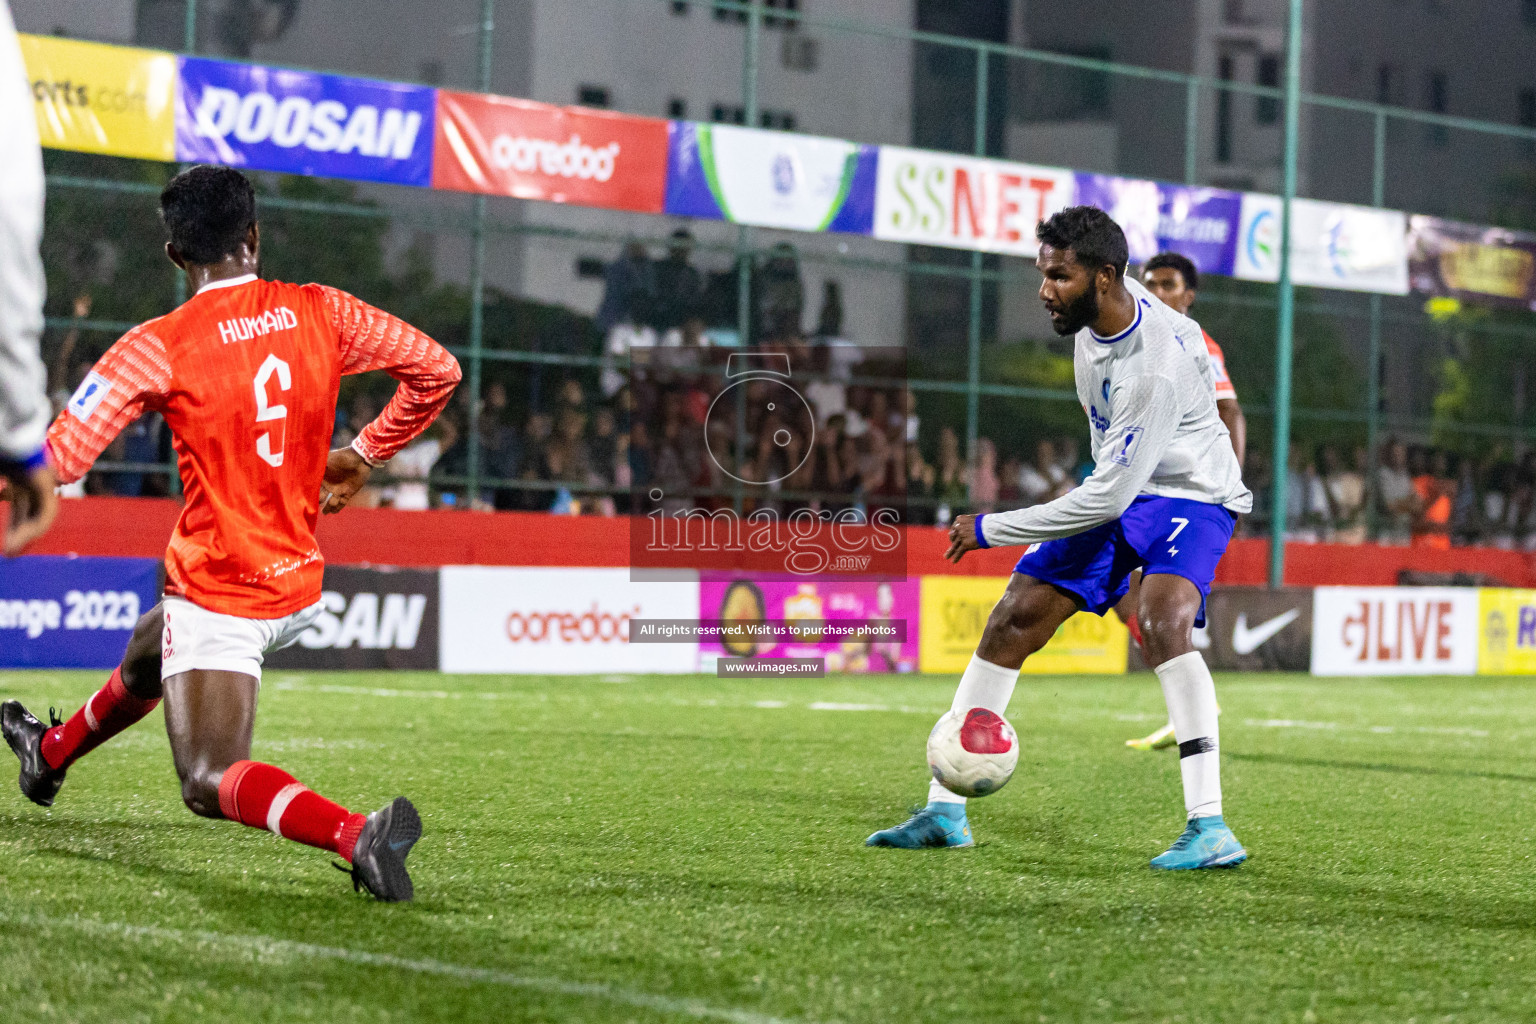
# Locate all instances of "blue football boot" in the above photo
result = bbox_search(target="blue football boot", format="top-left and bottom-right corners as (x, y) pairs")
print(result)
(1150, 815), (1247, 870)
(865, 802), (974, 849)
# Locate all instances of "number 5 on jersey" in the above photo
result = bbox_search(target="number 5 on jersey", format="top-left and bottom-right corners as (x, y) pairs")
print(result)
(254, 353), (291, 467)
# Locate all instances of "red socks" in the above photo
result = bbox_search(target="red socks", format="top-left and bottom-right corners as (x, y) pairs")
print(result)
(1125, 612), (1144, 650)
(217, 760), (368, 861)
(40, 668), (161, 772)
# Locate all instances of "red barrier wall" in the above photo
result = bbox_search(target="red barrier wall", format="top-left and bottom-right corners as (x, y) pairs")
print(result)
(22, 497), (1536, 587)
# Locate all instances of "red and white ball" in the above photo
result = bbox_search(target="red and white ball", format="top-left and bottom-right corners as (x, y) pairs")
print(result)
(927, 707), (1019, 798)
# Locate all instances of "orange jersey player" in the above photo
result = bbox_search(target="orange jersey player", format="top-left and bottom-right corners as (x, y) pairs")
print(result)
(1121, 251), (1246, 751)
(1, 166), (460, 901)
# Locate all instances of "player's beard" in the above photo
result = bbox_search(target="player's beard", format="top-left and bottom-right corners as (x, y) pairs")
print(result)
(1050, 285), (1100, 336)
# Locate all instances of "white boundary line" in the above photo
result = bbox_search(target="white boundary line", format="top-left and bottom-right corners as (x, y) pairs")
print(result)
(0, 912), (808, 1024)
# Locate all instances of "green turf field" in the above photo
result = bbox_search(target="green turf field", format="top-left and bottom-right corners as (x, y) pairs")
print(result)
(0, 669), (1533, 1023)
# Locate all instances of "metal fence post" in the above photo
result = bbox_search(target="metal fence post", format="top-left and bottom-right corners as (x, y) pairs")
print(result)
(1183, 77), (1199, 185)
(733, 0), (761, 514)
(465, 0), (495, 507)
(965, 46), (989, 500)
(1268, 0), (1303, 588)
(1364, 109), (1386, 536)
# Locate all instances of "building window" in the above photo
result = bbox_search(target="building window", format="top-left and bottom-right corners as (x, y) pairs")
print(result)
(668, 97), (688, 118)
(1216, 55), (1234, 164)
(670, 0), (689, 13)
(417, 59), (444, 86)
(759, 109), (797, 130)
(1521, 87), (1536, 126)
(1424, 70), (1448, 146)
(1255, 53), (1280, 124)
(577, 84), (610, 108)
(575, 257), (606, 280)
(713, 0), (799, 29)
(711, 103), (746, 124)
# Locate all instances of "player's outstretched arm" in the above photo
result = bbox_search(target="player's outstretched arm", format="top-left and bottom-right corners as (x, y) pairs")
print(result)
(43, 327), (171, 492)
(316, 286), (462, 470)
(974, 375), (1179, 550)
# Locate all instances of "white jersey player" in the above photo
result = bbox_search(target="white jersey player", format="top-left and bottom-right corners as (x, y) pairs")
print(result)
(867, 206), (1251, 870)
(0, 2), (58, 552)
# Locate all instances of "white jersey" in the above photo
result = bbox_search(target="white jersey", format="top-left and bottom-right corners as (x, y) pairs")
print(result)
(980, 277), (1251, 548)
(0, 2), (50, 466)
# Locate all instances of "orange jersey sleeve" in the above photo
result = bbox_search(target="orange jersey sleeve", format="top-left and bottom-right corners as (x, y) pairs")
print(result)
(312, 285), (462, 464)
(1203, 330), (1237, 402)
(44, 324), (173, 484)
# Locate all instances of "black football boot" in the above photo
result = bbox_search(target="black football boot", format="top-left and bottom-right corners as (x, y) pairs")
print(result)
(1, 701), (66, 807)
(337, 796), (422, 902)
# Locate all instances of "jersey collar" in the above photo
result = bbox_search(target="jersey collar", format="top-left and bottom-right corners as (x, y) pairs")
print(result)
(195, 273), (258, 295)
(1089, 299), (1143, 344)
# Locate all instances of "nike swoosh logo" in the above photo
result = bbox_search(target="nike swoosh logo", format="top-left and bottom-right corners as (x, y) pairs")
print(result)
(1231, 609), (1301, 655)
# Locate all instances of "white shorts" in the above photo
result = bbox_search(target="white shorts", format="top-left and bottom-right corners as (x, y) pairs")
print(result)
(161, 596), (324, 682)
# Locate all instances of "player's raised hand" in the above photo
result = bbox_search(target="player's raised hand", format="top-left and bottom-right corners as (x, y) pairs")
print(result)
(945, 514), (981, 564)
(2, 462), (60, 556)
(319, 446), (372, 514)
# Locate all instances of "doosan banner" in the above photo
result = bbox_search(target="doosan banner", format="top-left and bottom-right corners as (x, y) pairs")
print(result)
(873, 146), (1075, 257)
(434, 92), (668, 212)
(665, 122), (877, 233)
(1074, 174), (1240, 276)
(1235, 194), (1409, 295)
(176, 56), (435, 186)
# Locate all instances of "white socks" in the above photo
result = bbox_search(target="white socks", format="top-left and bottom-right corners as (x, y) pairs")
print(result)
(1154, 650), (1222, 820)
(928, 655), (1019, 807)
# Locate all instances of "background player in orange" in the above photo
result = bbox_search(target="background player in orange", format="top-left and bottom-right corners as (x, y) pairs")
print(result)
(1123, 252), (1245, 750)
(0, 165), (461, 901)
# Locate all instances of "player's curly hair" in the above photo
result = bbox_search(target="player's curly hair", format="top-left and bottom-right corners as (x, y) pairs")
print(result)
(1036, 206), (1128, 279)
(160, 165), (257, 265)
(1144, 251), (1199, 291)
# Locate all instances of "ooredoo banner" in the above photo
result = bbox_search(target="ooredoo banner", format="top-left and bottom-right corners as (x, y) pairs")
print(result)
(434, 92), (668, 212)
(872, 146), (1075, 257)
(438, 566), (698, 674)
(696, 574), (919, 673)
(176, 56), (436, 186)
(1478, 589), (1536, 675)
(1310, 586), (1479, 676)
(918, 576), (1127, 675)
(1407, 216), (1536, 311)
(21, 34), (176, 161)
(1074, 174), (1240, 276)
(1235, 194), (1409, 294)
(264, 566), (439, 671)
(665, 122), (877, 233)
(0, 556), (159, 669)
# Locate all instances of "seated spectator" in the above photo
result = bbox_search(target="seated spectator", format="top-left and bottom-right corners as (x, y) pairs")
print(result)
(1450, 455), (1479, 546)
(1284, 446), (1329, 542)
(1376, 440), (1417, 545)
(1018, 439), (1068, 506)
(388, 417), (455, 511)
(754, 242), (804, 344)
(933, 426), (967, 525)
(1320, 444), (1366, 544)
(596, 241), (654, 334)
(999, 454), (1023, 505)
(970, 437), (999, 513)
(907, 441), (936, 523)
(1483, 460), (1517, 548)
(1517, 453), (1536, 550)
(1241, 450), (1272, 538)
(649, 228), (703, 333)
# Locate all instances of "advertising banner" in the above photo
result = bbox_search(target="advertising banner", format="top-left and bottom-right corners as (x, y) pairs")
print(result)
(433, 92), (668, 212)
(872, 145), (1075, 256)
(1235, 195), (1409, 294)
(439, 566), (698, 674)
(1199, 587), (1314, 672)
(1074, 174), (1241, 276)
(1311, 586), (1479, 676)
(1407, 216), (1536, 311)
(665, 122), (876, 233)
(0, 556), (159, 669)
(264, 566), (438, 671)
(695, 574), (919, 673)
(918, 576), (1127, 675)
(21, 34), (176, 161)
(176, 56), (435, 186)
(1478, 589), (1536, 675)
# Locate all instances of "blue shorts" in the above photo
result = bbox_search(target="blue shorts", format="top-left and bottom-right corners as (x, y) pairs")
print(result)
(979, 495), (1236, 628)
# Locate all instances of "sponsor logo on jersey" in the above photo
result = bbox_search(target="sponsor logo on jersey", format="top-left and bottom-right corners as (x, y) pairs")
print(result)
(1088, 404), (1110, 434)
(68, 371), (113, 423)
(217, 307), (298, 345)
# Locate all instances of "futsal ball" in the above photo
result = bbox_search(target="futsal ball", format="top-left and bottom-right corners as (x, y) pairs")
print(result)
(927, 708), (1019, 798)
